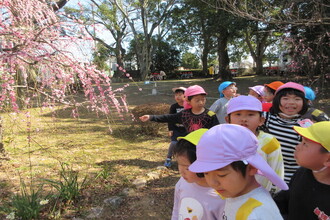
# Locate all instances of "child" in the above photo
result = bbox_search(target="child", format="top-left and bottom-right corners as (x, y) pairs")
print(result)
(248, 85), (265, 103)
(209, 81), (237, 124)
(139, 85), (219, 133)
(263, 81), (284, 112)
(189, 124), (288, 219)
(301, 86), (329, 122)
(226, 95), (284, 194)
(164, 87), (187, 168)
(264, 82), (310, 183)
(171, 129), (225, 220)
(274, 121), (330, 219)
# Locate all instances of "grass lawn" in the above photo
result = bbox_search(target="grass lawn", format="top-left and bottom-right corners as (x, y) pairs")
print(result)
(0, 75), (329, 219)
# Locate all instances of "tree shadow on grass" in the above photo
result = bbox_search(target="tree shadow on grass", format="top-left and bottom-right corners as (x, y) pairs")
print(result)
(110, 124), (168, 143)
(96, 159), (164, 170)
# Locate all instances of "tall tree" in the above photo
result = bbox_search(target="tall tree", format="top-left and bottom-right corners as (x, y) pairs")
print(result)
(170, 0), (217, 75)
(244, 21), (279, 75)
(151, 38), (181, 74)
(113, 0), (177, 80)
(203, 0), (329, 78)
(65, 0), (128, 77)
(0, 0), (127, 114)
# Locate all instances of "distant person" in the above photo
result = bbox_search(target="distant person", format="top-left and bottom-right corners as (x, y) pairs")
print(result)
(139, 85), (219, 133)
(208, 64), (215, 77)
(189, 124), (288, 219)
(248, 85), (265, 103)
(164, 87), (187, 168)
(264, 82), (311, 183)
(274, 121), (330, 219)
(171, 129), (225, 220)
(160, 70), (166, 80)
(226, 95), (284, 194)
(263, 81), (284, 112)
(301, 86), (329, 122)
(209, 81), (237, 124)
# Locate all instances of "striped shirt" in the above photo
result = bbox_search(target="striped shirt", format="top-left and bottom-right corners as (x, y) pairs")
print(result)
(264, 113), (302, 183)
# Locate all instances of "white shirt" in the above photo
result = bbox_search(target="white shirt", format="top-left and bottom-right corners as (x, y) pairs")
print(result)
(223, 187), (283, 220)
(172, 177), (225, 220)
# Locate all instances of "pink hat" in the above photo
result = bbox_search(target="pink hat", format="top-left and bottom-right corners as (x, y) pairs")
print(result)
(248, 85), (265, 96)
(183, 85), (207, 109)
(227, 95), (262, 115)
(275, 82), (305, 95)
(189, 124), (288, 190)
(184, 85), (207, 97)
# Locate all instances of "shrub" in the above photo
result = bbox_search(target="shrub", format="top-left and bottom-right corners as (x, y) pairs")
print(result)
(131, 103), (170, 136)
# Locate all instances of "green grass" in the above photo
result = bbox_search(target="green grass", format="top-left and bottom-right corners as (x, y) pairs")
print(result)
(0, 76), (328, 219)
(0, 102), (171, 219)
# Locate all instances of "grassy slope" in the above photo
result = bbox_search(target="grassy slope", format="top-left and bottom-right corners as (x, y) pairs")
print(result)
(0, 76), (328, 219)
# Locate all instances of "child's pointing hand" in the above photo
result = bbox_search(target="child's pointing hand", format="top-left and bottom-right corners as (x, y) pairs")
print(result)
(139, 115), (150, 122)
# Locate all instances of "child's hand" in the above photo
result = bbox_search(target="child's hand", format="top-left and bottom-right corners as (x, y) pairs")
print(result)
(139, 115), (150, 122)
(168, 131), (173, 137)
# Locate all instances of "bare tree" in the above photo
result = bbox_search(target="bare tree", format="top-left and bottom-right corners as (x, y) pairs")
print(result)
(113, 0), (177, 80)
(202, 0), (329, 27)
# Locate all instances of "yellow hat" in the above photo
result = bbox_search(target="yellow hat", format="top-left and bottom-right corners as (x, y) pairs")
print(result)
(177, 128), (208, 146)
(294, 121), (330, 152)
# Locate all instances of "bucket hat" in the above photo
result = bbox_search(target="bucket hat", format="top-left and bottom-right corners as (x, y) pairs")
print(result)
(177, 128), (208, 146)
(218, 81), (235, 98)
(183, 85), (207, 109)
(227, 95), (262, 115)
(294, 121), (330, 152)
(264, 81), (284, 91)
(184, 85), (207, 97)
(249, 85), (265, 97)
(275, 82), (305, 95)
(172, 87), (187, 93)
(189, 124), (288, 190)
(304, 86), (316, 101)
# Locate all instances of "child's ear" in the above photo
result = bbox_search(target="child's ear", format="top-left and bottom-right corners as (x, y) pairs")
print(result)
(259, 116), (265, 126)
(247, 165), (258, 176)
(225, 116), (230, 123)
(323, 153), (330, 167)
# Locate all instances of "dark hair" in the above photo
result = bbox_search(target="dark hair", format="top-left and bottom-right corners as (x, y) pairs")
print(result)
(320, 146), (329, 154)
(230, 161), (248, 177)
(264, 86), (276, 95)
(270, 88), (308, 115)
(187, 94), (206, 101)
(174, 89), (185, 94)
(173, 139), (204, 178)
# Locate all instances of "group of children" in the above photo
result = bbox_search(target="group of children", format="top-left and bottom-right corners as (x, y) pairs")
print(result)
(139, 81), (330, 219)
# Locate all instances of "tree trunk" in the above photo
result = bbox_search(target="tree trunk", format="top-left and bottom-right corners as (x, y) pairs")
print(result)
(137, 39), (152, 81)
(201, 50), (208, 76)
(255, 56), (264, 75)
(217, 27), (232, 81)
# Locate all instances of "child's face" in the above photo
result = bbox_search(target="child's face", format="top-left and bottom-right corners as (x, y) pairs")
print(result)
(187, 95), (206, 111)
(248, 90), (263, 102)
(222, 84), (237, 98)
(174, 91), (185, 104)
(263, 87), (274, 102)
(177, 155), (201, 183)
(227, 110), (264, 134)
(279, 94), (303, 116)
(204, 165), (255, 198)
(294, 137), (329, 170)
